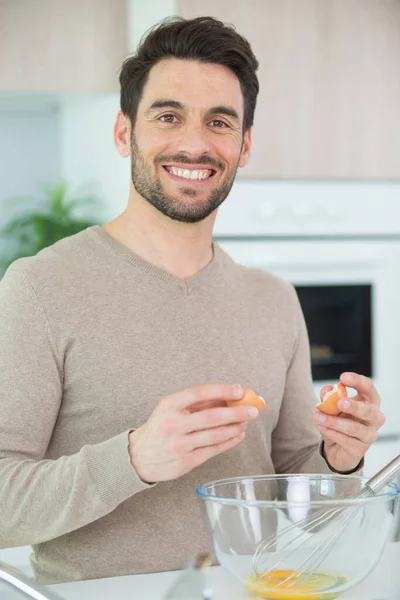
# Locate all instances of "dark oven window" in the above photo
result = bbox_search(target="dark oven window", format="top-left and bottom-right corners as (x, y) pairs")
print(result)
(295, 284), (372, 381)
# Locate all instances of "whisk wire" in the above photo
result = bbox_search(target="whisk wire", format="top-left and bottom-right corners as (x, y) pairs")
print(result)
(253, 503), (350, 577)
(252, 453), (400, 588)
(256, 506), (357, 588)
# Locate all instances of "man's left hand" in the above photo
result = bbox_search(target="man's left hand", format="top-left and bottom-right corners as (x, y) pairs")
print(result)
(313, 372), (386, 473)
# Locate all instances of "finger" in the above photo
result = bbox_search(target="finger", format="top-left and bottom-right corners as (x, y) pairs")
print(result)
(186, 398), (227, 413)
(340, 373), (381, 405)
(318, 427), (369, 457)
(162, 384), (243, 411)
(315, 414), (378, 444)
(180, 404), (258, 434)
(189, 432), (246, 469)
(336, 397), (385, 427)
(320, 385), (333, 401)
(183, 422), (248, 452)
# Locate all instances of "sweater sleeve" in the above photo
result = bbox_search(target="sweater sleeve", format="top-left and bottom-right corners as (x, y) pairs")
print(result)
(0, 268), (154, 549)
(271, 285), (363, 475)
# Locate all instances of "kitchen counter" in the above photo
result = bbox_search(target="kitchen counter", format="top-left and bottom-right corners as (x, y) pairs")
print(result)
(48, 543), (400, 600)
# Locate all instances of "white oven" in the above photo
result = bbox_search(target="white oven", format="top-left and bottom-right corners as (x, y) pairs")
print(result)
(214, 182), (400, 476)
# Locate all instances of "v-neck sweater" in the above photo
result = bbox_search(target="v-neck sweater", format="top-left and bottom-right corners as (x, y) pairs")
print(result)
(0, 226), (335, 583)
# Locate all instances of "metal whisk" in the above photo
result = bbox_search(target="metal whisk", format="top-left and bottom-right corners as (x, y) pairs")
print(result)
(252, 454), (400, 588)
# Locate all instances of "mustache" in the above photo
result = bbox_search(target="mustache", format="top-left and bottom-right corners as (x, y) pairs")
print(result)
(156, 153), (224, 171)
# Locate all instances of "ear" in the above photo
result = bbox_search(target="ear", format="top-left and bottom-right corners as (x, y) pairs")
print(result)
(114, 111), (131, 158)
(238, 128), (252, 169)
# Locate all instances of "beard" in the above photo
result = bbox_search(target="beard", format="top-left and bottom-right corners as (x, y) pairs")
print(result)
(130, 135), (239, 223)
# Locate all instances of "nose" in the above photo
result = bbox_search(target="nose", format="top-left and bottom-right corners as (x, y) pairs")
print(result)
(176, 121), (212, 157)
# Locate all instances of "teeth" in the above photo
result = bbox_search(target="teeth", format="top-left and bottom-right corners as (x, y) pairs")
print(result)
(168, 167), (211, 181)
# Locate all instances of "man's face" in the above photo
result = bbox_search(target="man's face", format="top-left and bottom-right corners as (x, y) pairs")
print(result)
(130, 58), (251, 223)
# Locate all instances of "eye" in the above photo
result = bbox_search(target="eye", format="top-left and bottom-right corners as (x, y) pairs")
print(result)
(210, 120), (228, 128)
(159, 114), (178, 124)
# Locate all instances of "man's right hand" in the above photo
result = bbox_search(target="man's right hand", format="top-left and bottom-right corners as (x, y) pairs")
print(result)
(128, 384), (260, 483)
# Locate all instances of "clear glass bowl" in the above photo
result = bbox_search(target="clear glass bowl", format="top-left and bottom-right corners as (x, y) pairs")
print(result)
(196, 474), (400, 599)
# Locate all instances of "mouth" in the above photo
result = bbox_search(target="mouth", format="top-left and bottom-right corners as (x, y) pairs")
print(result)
(163, 165), (217, 183)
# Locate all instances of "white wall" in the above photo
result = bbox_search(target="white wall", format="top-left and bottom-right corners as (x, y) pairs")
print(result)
(0, 108), (60, 227)
(0, 107), (60, 264)
(127, 0), (178, 53)
(58, 94), (128, 222)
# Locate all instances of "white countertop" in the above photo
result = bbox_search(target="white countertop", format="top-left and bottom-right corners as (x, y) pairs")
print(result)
(48, 543), (400, 600)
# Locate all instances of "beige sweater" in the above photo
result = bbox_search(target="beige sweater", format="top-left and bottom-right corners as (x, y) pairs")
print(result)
(0, 226), (335, 584)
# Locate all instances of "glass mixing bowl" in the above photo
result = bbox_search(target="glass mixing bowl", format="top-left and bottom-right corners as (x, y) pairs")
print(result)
(196, 474), (399, 599)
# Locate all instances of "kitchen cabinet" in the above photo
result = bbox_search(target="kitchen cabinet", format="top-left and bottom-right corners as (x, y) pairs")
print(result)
(0, 0), (127, 93)
(178, 0), (400, 180)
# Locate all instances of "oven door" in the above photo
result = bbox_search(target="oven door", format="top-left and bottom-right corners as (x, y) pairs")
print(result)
(216, 237), (400, 444)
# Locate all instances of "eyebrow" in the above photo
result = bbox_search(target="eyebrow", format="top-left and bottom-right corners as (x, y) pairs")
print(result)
(145, 100), (240, 122)
(145, 100), (184, 114)
(206, 105), (240, 122)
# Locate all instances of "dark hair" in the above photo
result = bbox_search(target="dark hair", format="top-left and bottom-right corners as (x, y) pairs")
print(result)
(119, 16), (259, 132)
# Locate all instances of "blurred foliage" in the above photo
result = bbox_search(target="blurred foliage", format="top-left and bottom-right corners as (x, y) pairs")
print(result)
(0, 181), (100, 273)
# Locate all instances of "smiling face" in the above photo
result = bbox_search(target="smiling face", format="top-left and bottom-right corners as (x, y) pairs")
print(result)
(123, 58), (251, 223)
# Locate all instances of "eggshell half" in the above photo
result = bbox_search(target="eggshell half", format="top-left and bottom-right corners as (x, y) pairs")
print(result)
(316, 383), (348, 416)
(227, 388), (266, 413)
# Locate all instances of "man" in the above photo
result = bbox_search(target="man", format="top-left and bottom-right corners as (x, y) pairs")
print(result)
(0, 16), (385, 584)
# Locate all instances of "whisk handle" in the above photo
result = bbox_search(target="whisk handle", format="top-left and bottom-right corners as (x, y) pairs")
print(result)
(365, 454), (400, 494)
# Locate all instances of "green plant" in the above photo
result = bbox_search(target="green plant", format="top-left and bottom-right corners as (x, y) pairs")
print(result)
(0, 181), (100, 273)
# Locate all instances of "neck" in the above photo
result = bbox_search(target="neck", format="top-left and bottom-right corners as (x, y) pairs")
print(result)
(103, 189), (217, 279)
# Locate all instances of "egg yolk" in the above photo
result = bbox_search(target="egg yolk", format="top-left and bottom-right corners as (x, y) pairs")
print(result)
(245, 570), (348, 599)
